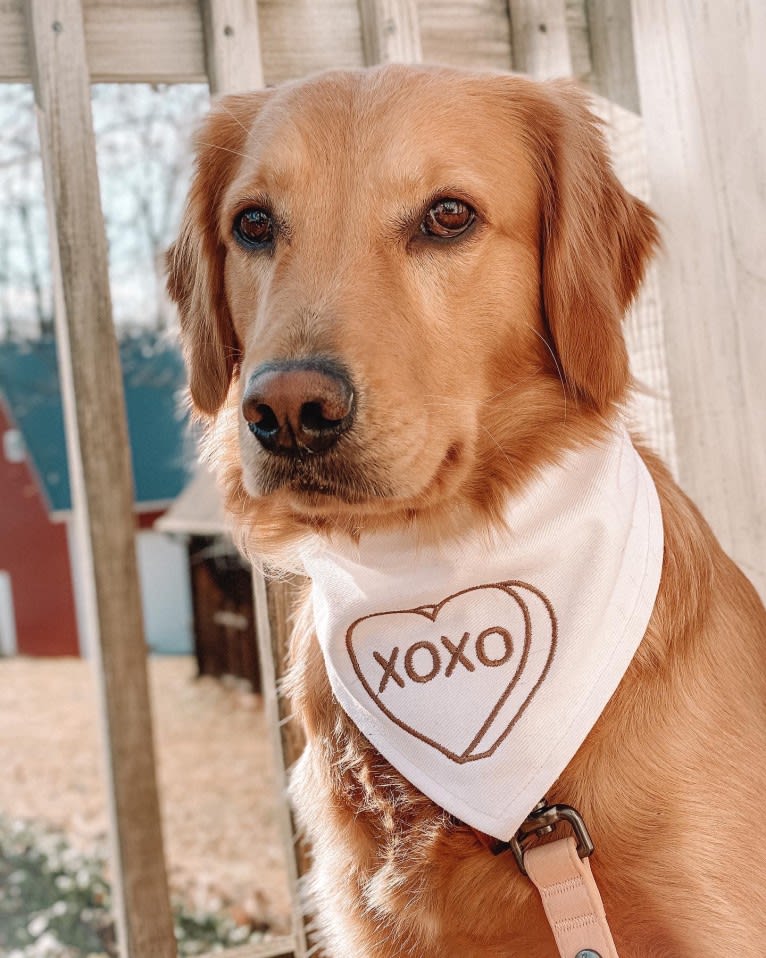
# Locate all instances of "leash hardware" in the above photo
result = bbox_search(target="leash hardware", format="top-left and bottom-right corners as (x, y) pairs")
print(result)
(510, 798), (595, 876)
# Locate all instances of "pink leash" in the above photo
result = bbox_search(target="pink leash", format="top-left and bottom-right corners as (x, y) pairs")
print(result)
(508, 799), (620, 957)
(526, 836), (619, 958)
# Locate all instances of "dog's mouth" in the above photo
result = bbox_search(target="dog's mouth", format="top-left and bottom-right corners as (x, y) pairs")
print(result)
(251, 438), (468, 523)
(255, 446), (395, 505)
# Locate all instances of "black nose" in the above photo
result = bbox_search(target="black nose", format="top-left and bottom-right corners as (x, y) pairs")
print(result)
(242, 359), (355, 456)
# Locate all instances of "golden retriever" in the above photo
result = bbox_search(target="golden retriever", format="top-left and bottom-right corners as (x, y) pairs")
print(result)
(168, 65), (766, 957)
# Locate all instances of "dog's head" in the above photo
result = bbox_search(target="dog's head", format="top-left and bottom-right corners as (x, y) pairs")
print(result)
(168, 66), (657, 547)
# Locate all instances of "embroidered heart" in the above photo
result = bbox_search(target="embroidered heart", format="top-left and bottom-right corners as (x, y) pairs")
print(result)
(345, 581), (557, 764)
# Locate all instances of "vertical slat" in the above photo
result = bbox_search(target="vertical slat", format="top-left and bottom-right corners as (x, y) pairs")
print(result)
(252, 572), (309, 957)
(584, 0), (640, 113)
(23, 2), (176, 957)
(565, 0), (593, 83)
(632, 0), (766, 599)
(358, 0), (422, 65)
(200, 2), (306, 953)
(201, 0), (263, 93)
(507, 0), (573, 77)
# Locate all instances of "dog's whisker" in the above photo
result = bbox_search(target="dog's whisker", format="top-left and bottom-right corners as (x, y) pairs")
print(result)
(195, 140), (259, 163)
(526, 325), (568, 423)
(477, 422), (519, 479)
(215, 99), (254, 138)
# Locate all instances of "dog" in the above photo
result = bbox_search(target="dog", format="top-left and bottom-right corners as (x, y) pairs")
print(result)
(168, 65), (766, 957)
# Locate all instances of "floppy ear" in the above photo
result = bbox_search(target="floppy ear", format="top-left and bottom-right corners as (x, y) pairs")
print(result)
(535, 81), (659, 412)
(167, 92), (270, 415)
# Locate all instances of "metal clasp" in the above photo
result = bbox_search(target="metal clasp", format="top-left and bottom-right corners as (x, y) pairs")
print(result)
(509, 797), (595, 876)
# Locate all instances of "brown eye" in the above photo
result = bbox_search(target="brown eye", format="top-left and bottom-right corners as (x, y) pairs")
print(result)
(234, 208), (274, 248)
(421, 199), (475, 238)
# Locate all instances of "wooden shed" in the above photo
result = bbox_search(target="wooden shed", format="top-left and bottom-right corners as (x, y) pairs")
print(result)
(1, 2), (763, 957)
(157, 469), (262, 689)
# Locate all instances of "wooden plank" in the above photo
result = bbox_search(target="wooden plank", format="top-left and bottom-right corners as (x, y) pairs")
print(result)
(23, 1), (176, 957)
(0, 0), (30, 80)
(418, 0), (512, 71)
(253, 572), (311, 957)
(358, 0), (422, 64)
(589, 94), (678, 475)
(81, 0), (205, 81)
(507, 0), (572, 77)
(584, 0), (640, 113)
(198, 6), (310, 953)
(197, 935), (295, 958)
(2, 0), (366, 84)
(259, 0), (364, 84)
(2, 0), (519, 85)
(3, 0), (207, 82)
(565, 0), (591, 82)
(201, 0), (263, 93)
(632, 0), (766, 599)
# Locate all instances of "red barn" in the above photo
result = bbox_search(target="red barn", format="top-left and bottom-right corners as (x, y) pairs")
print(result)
(0, 334), (193, 657)
(0, 396), (79, 655)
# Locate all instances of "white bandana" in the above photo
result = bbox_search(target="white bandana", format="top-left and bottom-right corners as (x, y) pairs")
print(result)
(300, 427), (663, 841)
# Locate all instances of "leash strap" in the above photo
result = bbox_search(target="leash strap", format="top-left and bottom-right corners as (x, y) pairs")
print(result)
(525, 836), (620, 958)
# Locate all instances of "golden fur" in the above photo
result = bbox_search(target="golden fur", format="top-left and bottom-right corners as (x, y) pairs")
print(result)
(168, 65), (766, 956)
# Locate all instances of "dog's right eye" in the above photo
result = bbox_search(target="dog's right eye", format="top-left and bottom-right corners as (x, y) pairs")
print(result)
(233, 208), (275, 249)
(421, 199), (476, 239)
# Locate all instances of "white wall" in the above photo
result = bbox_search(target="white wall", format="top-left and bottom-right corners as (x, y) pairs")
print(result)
(135, 530), (193, 655)
(0, 570), (17, 655)
(67, 518), (193, 656)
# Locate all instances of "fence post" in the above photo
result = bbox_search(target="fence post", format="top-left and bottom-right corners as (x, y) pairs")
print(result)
(507, 0), (573, 76)
(631, 0), (766, 600)
(24, 1), (176, 955)
(584, 0), (640, 113)
(199, 2), (311, 953)
(358, 0), (422, 64)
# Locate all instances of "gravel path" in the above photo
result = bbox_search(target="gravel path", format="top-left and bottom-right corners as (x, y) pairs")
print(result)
(0, 656), (291, 933)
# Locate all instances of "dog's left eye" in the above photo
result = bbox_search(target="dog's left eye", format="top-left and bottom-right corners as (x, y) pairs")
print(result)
(421, 199), (475, 239)
(233, 208), (274, 249)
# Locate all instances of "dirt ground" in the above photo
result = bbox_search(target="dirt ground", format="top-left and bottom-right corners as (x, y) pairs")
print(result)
(0, 655), (292, 933)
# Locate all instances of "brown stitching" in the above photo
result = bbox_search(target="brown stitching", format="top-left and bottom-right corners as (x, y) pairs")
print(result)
(461, 596), (530, 758)
(404, 640), (441, 684)
(442, 632), (474, 677)
(345, 580), (558, 764)
(474, 626), (513, 667)
(461, 582), (558, 761)
(373, 647), (405, 693)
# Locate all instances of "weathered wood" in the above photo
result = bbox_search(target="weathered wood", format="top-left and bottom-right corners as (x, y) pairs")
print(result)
(584, 0), (640, 113)
(259, 0), (365, 83)
(23, 1), (175, 957)
(201, 0), (263, 93)
(564, 0), (591, 82)
(197, 934), (296, 958)
(507, 0), (572, 77)
(201, 6), (315, 953)
(2, 0), (520, 84)
(632, 0), (766, 598)
(3, 0), (518, 83)
(3, 0), (206, 82)
(589, 94), (678, 474)
(2, 0), (365, 83)
(253, 571), (310, 957)
(358, 0), (422, 65)
(419, 0), (512, 71)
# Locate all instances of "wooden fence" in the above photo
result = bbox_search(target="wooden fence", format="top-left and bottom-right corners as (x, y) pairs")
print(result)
(1, 1), (763, 956)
